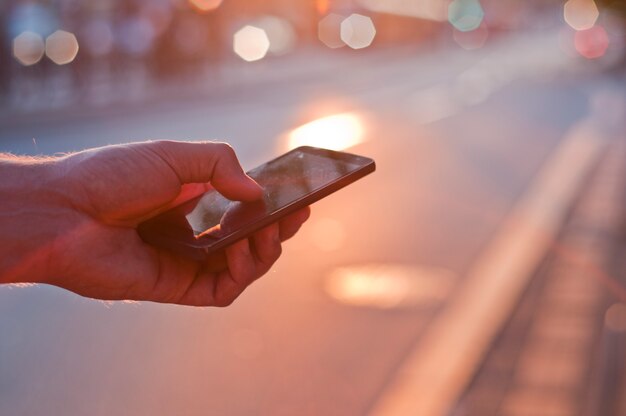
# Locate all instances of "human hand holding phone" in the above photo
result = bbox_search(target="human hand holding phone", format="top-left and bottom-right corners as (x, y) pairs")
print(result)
(138, 146), (375, 260)
(0, 141), (309, 306)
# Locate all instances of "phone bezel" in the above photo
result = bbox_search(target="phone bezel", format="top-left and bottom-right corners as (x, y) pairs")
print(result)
(137, 146), (375, 259)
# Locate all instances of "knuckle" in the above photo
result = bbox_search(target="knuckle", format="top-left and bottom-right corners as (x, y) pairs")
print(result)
(213, 142), (237, 160)
(269, 243), (282, 261)
(150, 140), (175, 155)
(214, 292), (237, 307)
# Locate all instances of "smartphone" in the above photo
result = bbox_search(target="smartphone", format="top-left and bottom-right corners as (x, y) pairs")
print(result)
(137, 146), (376, 260)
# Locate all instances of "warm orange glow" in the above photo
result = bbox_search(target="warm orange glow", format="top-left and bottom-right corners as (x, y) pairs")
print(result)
(574, 25), (609, 59)
(287, 113), (364, 151)
(325, 264), (455, 309)
(189, 0), (223, 13)
(307, 217), (347, 252)
(316, 0), (330, 15)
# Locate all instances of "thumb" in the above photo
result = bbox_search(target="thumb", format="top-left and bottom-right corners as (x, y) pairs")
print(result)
(143, 140), (263, 202)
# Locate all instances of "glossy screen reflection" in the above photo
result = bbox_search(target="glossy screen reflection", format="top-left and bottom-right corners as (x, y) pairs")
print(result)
(185, 150), (360, 239)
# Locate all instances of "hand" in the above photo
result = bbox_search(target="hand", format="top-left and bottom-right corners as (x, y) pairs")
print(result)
(0, 141), (310, 306)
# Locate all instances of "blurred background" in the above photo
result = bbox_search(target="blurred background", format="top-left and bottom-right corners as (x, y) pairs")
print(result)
(1, 1), (626, 415)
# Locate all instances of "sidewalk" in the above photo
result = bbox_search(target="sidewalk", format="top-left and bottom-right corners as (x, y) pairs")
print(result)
(454, 135), (626, 416)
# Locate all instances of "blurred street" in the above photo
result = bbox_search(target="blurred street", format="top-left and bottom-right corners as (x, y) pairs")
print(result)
(1, 1), (626, 415)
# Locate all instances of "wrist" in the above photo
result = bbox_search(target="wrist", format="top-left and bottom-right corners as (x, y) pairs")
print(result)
(0, 156), (67, 285)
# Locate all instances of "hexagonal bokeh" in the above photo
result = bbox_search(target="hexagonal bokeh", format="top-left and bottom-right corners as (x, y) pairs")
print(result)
(340, 14), (376, 50)
(255, 16), (296, 56)
(574, 25), (609, 59)
(453, 24), (489, 50)
(563, 0), (599, 31)
(12, 31), (45, 66)
(448, 0), (484, 32)
(318, 13), (345, 49)
(233, 25), (270, 62)
(45, 30), (80, 65)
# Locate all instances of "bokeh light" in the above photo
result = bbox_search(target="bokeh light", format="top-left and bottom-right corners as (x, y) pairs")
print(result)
(116, 16), (156, 57)
(324, 264), (456, 309)
(316, 0), (330, 15)
(448, 0), (484, 32)
(318, 13), (345, 49)
(287, 113), (364, 150)
(188, 0), (223, 13)
(563, 0), (599, 31)
(254, 16), (296, 56)
(453, 23), (489, 50)
(233, 25), (270, 62)
(81, 18), (114, 57)
(45, 30), (79, 65)
(12, 31), (45, 66)
(574, 25), (609, 59)
(340, 14), (376, 50)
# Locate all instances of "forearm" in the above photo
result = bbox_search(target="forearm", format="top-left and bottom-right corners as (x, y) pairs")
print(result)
(0, 155), (63, 284)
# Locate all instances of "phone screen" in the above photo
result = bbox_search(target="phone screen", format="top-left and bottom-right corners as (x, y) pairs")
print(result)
(138, 146), (375, 258)
(186, 149), (363, 238)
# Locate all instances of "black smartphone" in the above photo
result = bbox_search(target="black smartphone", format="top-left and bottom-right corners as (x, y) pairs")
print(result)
(138, 146), (375, 260)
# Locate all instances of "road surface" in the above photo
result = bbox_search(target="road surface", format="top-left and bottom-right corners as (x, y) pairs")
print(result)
(0, 30), (621, 415)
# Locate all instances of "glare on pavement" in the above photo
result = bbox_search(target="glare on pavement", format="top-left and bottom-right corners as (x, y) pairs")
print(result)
(287, 113), (365, 151)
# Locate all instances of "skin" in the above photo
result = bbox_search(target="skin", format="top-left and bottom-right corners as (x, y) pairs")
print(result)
(0, 141), (310, 306)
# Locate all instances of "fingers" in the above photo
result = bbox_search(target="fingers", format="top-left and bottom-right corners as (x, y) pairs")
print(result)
(179, 223), (283, 306)
(169, 183), (213, 206)
(144, 141), (263, 202)
(250, 222), (282, 275)
(172, 239), (256, 307)
(212, 239), (259, 306)
(155, 207), (310, 307)
(279, 206), (311, 241)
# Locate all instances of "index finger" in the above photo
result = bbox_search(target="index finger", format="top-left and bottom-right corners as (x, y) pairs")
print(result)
(143, 141), (264, 202)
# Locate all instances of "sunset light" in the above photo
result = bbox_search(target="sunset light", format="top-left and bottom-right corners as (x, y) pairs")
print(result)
(287, 113), (365, 150)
